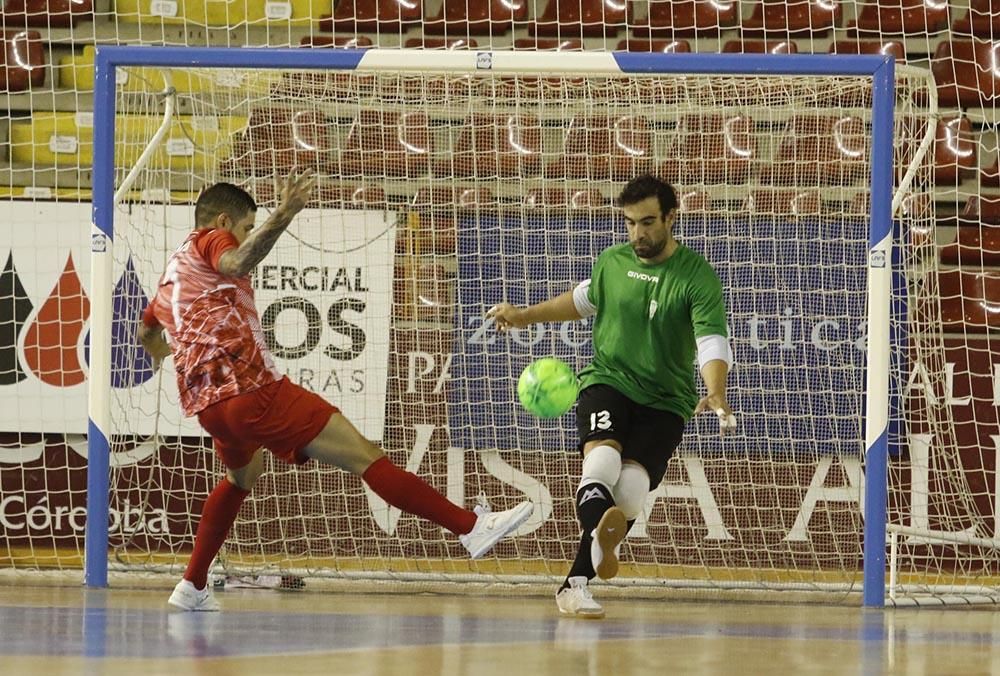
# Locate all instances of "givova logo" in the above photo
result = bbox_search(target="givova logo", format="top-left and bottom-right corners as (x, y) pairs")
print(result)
(0, 250), (155, 389)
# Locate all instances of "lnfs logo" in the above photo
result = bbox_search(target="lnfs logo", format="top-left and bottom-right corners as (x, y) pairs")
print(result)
(0, 250), (155, 389)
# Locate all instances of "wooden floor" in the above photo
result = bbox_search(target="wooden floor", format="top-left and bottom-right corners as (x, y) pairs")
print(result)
(3, 584), (1000, 675)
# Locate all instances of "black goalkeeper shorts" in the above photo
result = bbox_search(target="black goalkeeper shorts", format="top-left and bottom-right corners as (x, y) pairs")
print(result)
(575, 384), (686, 487)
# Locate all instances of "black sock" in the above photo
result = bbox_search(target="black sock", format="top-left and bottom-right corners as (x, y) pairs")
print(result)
(561, 482), (615, 589)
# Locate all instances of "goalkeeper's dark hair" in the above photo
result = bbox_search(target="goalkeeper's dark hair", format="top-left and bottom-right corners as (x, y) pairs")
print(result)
(618, 175), (678, 218)
(194, 183), (257, 229)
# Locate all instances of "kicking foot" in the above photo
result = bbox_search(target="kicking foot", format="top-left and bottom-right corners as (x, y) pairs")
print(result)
(555, 576), (604, 619)
(168, 579), (221, 612)
(591, 506), (627, 580)
(459, 501), (533, 559)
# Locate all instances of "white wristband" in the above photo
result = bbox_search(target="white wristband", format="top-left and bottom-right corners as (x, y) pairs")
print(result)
(715, 408), (737, 430)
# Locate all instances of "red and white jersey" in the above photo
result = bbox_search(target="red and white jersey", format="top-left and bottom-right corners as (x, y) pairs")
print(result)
(143, 228), (281, 416)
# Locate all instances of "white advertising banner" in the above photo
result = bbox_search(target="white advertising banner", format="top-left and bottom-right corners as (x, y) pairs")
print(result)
(0, 201), (397, 441)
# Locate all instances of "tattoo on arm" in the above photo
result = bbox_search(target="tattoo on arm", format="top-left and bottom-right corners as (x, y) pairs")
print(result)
(218, 208), (296, 277)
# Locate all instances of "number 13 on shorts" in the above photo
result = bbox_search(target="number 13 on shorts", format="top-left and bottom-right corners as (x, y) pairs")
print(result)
(590, 410), (612, 431)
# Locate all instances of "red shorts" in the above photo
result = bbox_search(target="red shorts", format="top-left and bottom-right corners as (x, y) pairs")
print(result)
(197, 376), (338, 469)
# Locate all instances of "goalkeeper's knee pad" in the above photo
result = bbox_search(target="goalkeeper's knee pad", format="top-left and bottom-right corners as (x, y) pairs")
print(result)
(612, 462), (650, 520)
(578, 444), (622, 493)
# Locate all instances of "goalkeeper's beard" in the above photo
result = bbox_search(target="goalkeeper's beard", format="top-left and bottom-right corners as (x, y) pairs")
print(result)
(631, 237), (667, 259)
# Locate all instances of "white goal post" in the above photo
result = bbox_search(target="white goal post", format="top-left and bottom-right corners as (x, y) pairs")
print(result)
(77, 46), (957, 608)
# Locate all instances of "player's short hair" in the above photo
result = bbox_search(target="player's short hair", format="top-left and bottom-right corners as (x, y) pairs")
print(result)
(618, 175), (678, 219)
(194, 183), (257, 229)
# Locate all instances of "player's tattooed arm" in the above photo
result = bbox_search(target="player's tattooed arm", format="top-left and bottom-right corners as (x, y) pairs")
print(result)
(219, 170), (318, 277)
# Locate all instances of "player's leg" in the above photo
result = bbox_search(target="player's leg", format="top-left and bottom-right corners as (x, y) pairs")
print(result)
(295, 396), (531, 558)
(169, 444), (265, 612)
(556, 385), (630, 618)
(303, 412), (478, 535)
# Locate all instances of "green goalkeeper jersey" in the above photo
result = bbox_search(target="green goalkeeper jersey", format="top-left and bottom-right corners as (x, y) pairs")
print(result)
(579, 242), (728, 421)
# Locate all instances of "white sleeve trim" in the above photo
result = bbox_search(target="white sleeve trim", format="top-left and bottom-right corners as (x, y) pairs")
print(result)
(697, 334), (732, 369)
(573, 279), (597, 318)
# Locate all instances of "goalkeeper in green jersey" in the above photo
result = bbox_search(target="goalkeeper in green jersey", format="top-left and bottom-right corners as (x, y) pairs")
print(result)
(488, 174), (736, 619)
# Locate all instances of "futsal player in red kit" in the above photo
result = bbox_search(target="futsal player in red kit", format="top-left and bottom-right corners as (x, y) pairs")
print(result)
(138, 171), (532, 611)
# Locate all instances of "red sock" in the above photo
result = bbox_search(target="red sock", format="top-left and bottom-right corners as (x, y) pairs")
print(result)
(362, 457), (477, 535)
(184, 479), (250, 590)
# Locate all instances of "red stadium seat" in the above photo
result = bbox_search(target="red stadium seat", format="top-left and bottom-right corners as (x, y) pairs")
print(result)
(547, 115), (653, 180)
(742, 0), (842, 36)
(852, 0), (950, 34)
(936, 269), (1000, 332)
(247, 182), (387, 209)
(845, 191), (932, 221)
(524, 188), (607, 209)
(1, 30), (44, 92)
(952, 0), (1000, 36)
(513, 37), (584, 49)
(933, 40), (1000, 108)
(412, 186), (497, 210)
(530, 0), (628, 38)
(940, 226), (1000, 265)
(615, 38), (691, 51)
(299, 35), (374, 48)
(932, 116), (978, 185)
(1, 0), (93, 27)
(342, 110), (433, 177)
(436, 113), (543, 178)
(231, 108), (338, 175)
(960, 195), (1000, 224)
(659, 113), (756, 185)
(828, 39), (906, 62)
(760, 115), (867, 185)
(424, 0), (528, 35)
(721, 39), (798, 53)
(743, 189), (824, 216)
(677, 189), (711, 212)
(319, 0), (422, 32)
(982, 156), (1000, 187)
(633, 0), (740, 37)
(403, 37), (479, 48)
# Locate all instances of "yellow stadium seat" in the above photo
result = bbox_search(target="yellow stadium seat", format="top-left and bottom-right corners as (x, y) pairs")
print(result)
(115, 0), (326, 26)
(9, 113), (90, 167)
(57, 45), (95, 91)
(114, 0), (248, 27)
(58, 47), (268, 95)
(245, 0), (330, 26)
(10, 113), (247, 174)
(117, 115), (249, 172)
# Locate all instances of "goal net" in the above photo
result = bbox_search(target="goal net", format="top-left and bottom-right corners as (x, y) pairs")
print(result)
(15, 46), (990, 605)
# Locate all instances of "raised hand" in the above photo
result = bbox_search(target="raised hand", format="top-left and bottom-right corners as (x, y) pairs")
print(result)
(277, 169), (318, 214)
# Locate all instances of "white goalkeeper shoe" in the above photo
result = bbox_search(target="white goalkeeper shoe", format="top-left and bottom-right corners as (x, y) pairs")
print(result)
(168, 579), (221, 612)
(459, 501), (533, 559)
(556, 576), (605, 619)
(591, 506), (627, 580)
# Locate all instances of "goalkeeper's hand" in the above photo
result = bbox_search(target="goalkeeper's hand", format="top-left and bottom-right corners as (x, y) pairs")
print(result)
(694, 394), (737, 436)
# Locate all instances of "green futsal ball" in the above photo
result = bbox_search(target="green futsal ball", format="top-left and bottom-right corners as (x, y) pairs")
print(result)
(517, 357), (579, 418)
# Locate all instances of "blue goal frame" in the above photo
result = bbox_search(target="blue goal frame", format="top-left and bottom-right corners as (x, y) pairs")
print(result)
(87, 46), (895, 608)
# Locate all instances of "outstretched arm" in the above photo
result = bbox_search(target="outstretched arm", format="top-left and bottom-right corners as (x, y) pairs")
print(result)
(217, 170), (317, 277)
(487, 288), (583, 332)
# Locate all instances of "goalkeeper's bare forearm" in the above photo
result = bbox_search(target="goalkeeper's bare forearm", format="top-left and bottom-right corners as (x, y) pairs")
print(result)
(487, 289), (582, 332)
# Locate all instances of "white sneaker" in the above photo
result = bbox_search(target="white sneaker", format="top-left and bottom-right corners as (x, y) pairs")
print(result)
(556, 576), (604, 619)
(168, 579), (221, 612)
(459, 501), (533, 559)
(591, 506), (627, 580)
